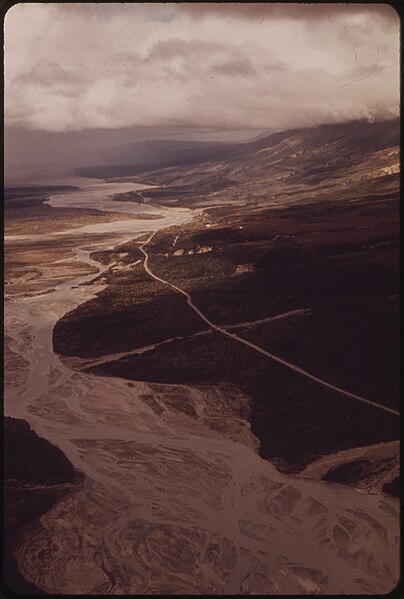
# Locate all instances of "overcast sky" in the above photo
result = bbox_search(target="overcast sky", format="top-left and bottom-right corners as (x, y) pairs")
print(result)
(5, 2), (399, 133)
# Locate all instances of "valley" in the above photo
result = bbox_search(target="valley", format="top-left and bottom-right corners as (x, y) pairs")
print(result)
(3, 120), (400, 595)
(55, 120), (400, 470)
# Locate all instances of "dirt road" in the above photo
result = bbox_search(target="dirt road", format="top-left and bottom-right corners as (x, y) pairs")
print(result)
(140, 232), (399, 417)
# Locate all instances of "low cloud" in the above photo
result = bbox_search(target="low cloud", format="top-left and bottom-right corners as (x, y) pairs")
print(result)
(4, 3), (399, 133)
(179, 3), (398, 23)
(147, 38), (227, 61)
(213, 58), (255, 77)
(15, 58), (83, 87)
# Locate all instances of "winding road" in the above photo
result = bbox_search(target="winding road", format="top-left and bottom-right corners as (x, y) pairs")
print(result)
(140, 232), (400, 417)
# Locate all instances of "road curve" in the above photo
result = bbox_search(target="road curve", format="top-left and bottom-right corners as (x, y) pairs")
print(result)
(139, 232), (399, 418)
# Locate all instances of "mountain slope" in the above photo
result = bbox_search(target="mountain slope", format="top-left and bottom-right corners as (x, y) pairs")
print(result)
(54, 117), (399, 472)
(98, 139), (240, 165)
(140, 118), (399, 207)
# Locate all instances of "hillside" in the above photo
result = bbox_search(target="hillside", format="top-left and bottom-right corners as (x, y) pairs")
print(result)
(54, 118), (400, 472)
(140, 118), (399, 207)
(72, 119), (399, 194)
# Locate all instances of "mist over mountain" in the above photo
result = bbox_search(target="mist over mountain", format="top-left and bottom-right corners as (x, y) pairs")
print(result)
(6, 116), (398, 191)
(71, 118), (399, 187)
(4, 126), (270, 185)
(209, 117), (401, 189)
(5, 2), (398, 186)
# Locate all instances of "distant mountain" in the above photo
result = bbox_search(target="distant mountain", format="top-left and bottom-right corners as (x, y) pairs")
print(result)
(216, 117), (400, 186)
(74, 118), (399, 186)
(74, 139), (242, 178)
(98, 139), (240, 165)
(5, 125), (265, 184)
(139, 118), (400, 207)
(118, 119), (400, 211)
(247, 119), (399, 153)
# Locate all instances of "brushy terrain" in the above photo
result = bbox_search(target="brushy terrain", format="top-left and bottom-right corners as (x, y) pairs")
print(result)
(53, 119), (399, 471)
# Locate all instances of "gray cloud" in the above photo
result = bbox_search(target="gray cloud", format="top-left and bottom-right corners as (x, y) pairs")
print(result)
(4, 3), (399, 133)
(147, 38), (227, 60)
(15, 58), (82, 87)
(212, 58), (255, 77)
(179, 3), (399, 23)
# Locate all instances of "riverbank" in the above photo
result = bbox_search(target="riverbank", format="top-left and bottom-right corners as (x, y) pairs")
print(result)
(3, 417), (84, 594)
(54, 195), (399, 472)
